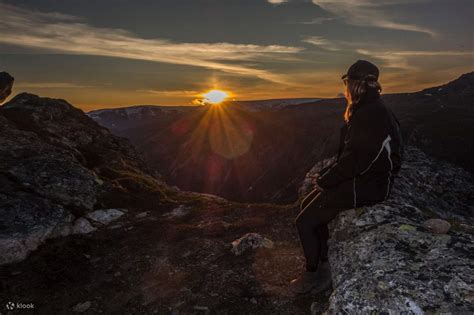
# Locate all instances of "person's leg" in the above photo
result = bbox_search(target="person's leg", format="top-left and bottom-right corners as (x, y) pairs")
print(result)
(295, 180), (356, 272)
(300, 188), (320, 210)
(295, 191), (339, 272)
(291, 181), (357, 294)
(290, 191), (341, 294)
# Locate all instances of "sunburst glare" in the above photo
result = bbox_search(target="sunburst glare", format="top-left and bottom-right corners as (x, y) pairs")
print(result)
(202, 90), (229, 104)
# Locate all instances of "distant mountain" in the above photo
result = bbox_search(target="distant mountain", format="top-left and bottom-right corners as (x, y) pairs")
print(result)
(89, 72), (474, 203)
(231, 98), (322, 111)
(88, 104), (199, 131)
(382, 71), (474, 174)
(87, 98), (321, 130)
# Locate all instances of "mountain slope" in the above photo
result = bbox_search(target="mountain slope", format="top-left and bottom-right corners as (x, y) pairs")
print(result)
(383, 71), (474, 173)
(90, 100), (344, 203)
(88, 105), (199, 131)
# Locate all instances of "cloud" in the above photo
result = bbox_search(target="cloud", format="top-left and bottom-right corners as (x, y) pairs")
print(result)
(311, 0), (436, 37)
(136, 89), (199, 96)
(0, 3), (302, 84)
(303, 35), (474, 71)
(302, 36), (344, 51)
(15, 82), (92, 89)
(299, 17), (336, 25)
(267, 0), (289, 4)
(303, 35), (376, 52)
(357, 49), (474, 70)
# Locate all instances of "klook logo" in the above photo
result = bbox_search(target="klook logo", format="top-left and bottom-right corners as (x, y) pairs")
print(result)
(5, 301), (35, 310)
(6, 301), (15, 310)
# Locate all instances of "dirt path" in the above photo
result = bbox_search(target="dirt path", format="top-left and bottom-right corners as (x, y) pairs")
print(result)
(1, 199), (330, 314)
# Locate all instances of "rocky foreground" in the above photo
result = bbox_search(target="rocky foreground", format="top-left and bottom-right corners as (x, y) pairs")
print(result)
(1, 93), (473, 314)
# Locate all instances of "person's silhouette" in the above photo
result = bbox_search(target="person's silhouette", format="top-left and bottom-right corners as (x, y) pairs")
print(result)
(0, 72), (14, 104)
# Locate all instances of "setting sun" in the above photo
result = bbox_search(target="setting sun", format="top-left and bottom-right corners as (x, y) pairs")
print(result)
(203, 90), (229, 104)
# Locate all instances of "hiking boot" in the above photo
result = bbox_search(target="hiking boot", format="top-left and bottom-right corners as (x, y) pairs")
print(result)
(289, 261), (332, 295)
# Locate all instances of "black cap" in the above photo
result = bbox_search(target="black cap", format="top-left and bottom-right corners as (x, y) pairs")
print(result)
(0, 72), (14, 88)
(342, 60), (379, 81)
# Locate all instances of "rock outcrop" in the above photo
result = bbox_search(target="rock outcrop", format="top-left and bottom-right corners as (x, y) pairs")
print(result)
(302, 146), (474, 313)
(0, 93), (173, 264)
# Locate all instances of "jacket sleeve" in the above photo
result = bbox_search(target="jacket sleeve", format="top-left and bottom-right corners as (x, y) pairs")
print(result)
(336, 124), (348, 161)
(316, 113), (389, 189)
(316, 124), (347, 179)
(316, 121), (359, 189)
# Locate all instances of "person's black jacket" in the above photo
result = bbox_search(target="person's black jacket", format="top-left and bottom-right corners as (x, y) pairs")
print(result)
(316, 91), (403, 207)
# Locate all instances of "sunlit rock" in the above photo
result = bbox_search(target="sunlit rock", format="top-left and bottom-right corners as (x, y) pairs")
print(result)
(73, 218), (96, 234)
(87, 209), (126, 225)
(231, 232), (274, 256)
(163, 205), (190, 219)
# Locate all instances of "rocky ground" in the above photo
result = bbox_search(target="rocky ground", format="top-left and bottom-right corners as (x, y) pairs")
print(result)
(0, 198), (331, 314)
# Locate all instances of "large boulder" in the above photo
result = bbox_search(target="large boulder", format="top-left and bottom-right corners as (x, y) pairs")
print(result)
(0, 93), (171, 265)
(305, 146), (474, 313)
(0, 108), (96, 264)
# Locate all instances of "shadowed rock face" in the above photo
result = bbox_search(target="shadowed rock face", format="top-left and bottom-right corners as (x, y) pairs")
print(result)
(302, 147), (474, 313)
(0, 93), (172, 264)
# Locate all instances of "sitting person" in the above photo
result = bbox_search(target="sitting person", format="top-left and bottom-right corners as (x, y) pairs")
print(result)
(290, 60), (403, 294)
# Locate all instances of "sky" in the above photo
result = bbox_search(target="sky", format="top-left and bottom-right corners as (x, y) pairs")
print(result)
(0, 0), (472, 111)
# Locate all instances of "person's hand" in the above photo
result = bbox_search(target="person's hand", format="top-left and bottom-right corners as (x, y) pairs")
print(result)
(314, 180), (325, 192)
(0, 82), (13, 104)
